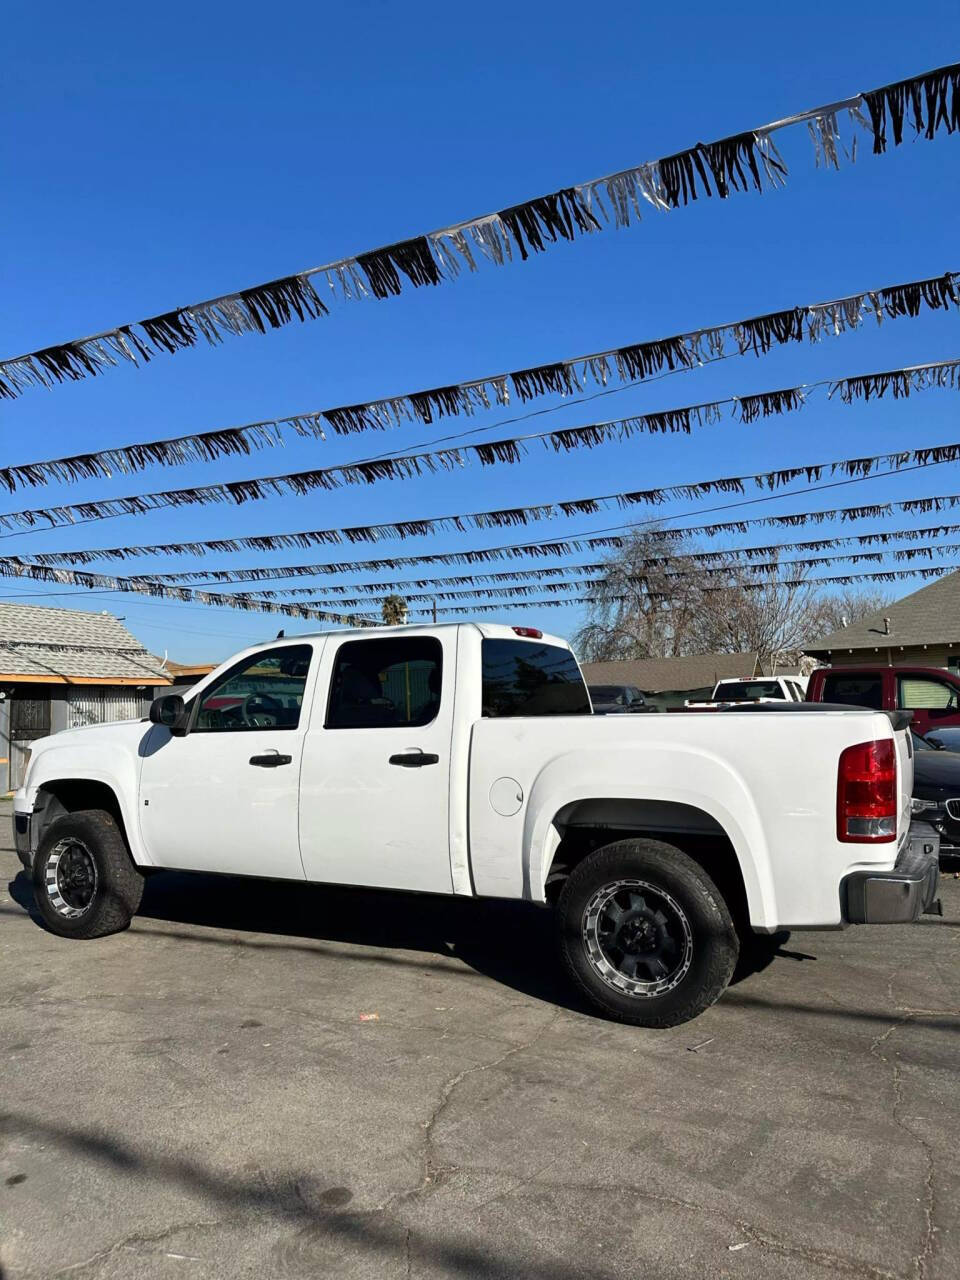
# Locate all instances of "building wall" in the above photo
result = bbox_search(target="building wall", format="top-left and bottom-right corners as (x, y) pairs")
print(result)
(812, 646), (960, 672)
(1, 685), (162, 793)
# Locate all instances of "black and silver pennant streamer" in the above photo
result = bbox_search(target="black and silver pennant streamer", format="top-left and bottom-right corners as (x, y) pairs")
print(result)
(1, 63), (957, 401)
(0, 355), (956, 505)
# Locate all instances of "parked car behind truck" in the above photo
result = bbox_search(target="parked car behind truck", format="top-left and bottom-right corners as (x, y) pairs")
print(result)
(14, 623), (941, 1028)
(806, 664), (960, 736)
(910, 730), (960, 857)
(685, 676), (808, 708)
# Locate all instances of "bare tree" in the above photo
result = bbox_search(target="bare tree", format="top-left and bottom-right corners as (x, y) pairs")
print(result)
(574, 535), (888, 666)
(811, 586), (891, 636)
(574, 530), (707, 661)
(381, 594), (408, 625)
(690, 565), (831, 661)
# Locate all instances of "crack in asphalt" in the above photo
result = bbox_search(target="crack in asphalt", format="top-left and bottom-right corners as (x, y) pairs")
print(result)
(40, 1217), (230, 1279)
(464, 1169), (901, 1280)
(869, 1016), (939, 1280)
(381, 1007), (563, 1214)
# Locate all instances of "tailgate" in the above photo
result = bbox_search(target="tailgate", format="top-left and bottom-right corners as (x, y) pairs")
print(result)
(893, 722), (914, 846)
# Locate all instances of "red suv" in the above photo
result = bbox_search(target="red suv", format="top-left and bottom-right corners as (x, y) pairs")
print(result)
(806, 665), (960, 736)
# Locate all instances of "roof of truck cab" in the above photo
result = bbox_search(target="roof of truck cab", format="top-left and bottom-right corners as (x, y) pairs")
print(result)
(810, 663), (960, 680)
(258, 622), (571, 647)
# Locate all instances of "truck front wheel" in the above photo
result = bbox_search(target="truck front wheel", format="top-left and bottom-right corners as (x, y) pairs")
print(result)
(32, 810), (144, 940)
(556, 838), (738, 1027)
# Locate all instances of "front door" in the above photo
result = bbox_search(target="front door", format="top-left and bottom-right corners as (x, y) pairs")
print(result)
(138, 643), (317, 878)
(897, 672), (960, 737)
(298, 631), (454, 892)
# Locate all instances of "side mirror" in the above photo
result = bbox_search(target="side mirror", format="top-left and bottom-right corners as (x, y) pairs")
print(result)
(149, 694), (188, 736)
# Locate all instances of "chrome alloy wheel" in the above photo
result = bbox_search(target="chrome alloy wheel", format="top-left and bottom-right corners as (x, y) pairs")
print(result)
(582, 878), (694, 998)
(45, 838), (99, 919)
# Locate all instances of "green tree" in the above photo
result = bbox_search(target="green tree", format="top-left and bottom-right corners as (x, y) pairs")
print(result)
(381, 594), (408, 625)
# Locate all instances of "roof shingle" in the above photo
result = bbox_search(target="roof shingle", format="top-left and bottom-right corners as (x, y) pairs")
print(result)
(805, 570), (960, 655)
(0, 603), (169, 682)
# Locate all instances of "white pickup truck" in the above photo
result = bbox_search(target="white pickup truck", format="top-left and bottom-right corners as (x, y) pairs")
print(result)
(13, 623), (941, 1027)
(684, 676), (808, 709)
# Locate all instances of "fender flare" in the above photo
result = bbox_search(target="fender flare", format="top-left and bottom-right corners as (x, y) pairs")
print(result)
(27, 758), (147, 865)
(520, 745), (778, 928)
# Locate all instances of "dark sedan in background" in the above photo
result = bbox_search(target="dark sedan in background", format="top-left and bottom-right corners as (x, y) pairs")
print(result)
(926, 726), (960, 752)
(588, 684), (651, 713)
(911, 731), (960, 857)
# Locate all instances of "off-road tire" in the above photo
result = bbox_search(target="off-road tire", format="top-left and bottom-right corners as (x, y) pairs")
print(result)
(32, 809), (143, 940)
(557, 838), (738, 1028)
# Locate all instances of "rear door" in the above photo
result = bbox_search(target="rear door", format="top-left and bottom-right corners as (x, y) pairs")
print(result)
(298, 631), (455, 892)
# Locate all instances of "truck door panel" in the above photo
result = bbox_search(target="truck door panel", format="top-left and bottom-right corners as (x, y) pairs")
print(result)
(298, 631), (455, 892)
(138, 643), (318, 877)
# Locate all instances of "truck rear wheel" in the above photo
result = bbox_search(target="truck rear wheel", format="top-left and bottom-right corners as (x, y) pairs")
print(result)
(556, 838), (738, 1027)
(32, 810), (144, 940)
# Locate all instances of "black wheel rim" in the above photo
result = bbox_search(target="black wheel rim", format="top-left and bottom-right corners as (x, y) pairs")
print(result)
(582, 878), (693, 998)
(45, 839), (98, 919)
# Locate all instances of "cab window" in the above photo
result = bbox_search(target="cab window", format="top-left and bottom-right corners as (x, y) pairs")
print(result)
(326, 637), (442, 729)
(481, 639), (591, 717)
(193, 646), (312, 732)
(898, 676), (959, 711)
(821, 673), (883, 710)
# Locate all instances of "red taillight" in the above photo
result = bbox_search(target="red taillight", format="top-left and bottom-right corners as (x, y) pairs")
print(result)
(511, 626), (543, 638)
(837, 739), (897, 843)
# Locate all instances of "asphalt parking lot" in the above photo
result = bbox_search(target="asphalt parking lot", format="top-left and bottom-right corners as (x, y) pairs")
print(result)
(2, 805), (958, 1280)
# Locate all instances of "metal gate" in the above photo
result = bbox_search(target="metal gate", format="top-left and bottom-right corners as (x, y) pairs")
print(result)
(66, 688), (143, 729)
(10, 695), (51, 791)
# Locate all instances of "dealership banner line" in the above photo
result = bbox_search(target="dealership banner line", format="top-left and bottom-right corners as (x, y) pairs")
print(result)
(1, 62), (957, 400)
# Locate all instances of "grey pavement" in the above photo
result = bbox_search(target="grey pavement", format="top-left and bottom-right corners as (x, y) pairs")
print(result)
(1, 797), (958, 1279)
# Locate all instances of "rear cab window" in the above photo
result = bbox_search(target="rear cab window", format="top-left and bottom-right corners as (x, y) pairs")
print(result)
(716, 680), (785, 702)
(481, 639), (590, 717)
(821, 674), (884, 710)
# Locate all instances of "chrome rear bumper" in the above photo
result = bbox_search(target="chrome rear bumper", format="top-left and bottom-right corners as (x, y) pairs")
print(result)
(842, 822), (941, 924)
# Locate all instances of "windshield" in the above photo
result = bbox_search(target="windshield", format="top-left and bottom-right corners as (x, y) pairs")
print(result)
(715, 680), (784, 701)
(590, 686), (624, 700)
(912, 731), (935, 752)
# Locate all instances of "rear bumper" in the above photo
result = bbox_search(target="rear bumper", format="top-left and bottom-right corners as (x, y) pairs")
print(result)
(842, 822), (942, 923)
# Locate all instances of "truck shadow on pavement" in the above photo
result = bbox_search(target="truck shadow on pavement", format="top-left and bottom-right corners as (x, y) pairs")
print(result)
(0, 1108), (616, 1280)
(7, 868), (786, 1018)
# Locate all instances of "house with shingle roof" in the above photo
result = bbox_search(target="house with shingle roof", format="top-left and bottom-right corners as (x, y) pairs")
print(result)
(804, 570), (960, 672)
(0, 602), (171, 791)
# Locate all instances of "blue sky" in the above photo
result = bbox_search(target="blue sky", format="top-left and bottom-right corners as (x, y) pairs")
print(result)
(3, 2), (959, 660)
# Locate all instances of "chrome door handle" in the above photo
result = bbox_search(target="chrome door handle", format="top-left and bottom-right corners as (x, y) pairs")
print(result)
(249, 752), (292, 767)
(389, 750), (439, 767)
